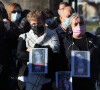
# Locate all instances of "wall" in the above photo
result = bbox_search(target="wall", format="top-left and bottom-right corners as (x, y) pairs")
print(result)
(1, 0), (49, 10)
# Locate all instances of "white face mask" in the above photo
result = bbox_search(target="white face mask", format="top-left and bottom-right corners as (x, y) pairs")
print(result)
(11, 13), (21, 21)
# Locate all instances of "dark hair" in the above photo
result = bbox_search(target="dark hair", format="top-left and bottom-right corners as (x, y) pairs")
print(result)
(43, 8), (54, 18)
(22, 9), (30, 18)
(59, 2), (70, 7)
(0, 8), (8, 20)
(0, 1), (5, 8)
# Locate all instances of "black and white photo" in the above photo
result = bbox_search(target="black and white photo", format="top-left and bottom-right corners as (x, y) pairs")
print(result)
(29, 48), (48, 74)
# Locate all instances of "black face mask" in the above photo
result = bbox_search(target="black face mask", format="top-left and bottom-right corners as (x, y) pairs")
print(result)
(31, 25), (44, 35)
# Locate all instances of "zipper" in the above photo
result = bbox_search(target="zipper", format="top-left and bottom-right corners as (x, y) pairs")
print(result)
(72, 42), (80, 50)
(89, 40), (97, 48)
(67, 42), (79, 52)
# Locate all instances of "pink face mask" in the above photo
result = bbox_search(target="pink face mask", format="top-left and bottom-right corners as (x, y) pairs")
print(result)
(72, 25), (86, 36)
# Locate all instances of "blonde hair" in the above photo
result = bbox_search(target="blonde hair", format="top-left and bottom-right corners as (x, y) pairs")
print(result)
(69, 13), (85, 25)
(27, 9), (46, 23)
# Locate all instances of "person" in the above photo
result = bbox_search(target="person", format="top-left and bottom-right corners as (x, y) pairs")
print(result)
(57, 2), (70, 24)
(58, 2), (70, 16)
(43, 8), (58, 30)
(17, 9), (59, 90)
(21, 9), (30, 19)
(54, 6), (74, 72)
(63, 13), (100, 90)
(0, 7), (20, 90)
(18, 9), (31, 34)
(32, 50), (44, 72)
(33, 50), (43, 65)
(7, 3), (22, 26)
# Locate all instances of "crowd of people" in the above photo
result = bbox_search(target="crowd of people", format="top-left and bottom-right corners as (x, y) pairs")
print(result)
(0, 1), (100, 90)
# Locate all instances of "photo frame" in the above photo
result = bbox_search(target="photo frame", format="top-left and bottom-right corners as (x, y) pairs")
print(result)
(56, 71), (72, 90)
(71, 50), (90, 77)
(29, 48), (48, 74)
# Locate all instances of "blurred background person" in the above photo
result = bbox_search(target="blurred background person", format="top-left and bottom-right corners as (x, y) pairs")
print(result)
(43, 8), (58, 30)
(58, 2), (70, 16)
(0, 7), (20, 90)
(57, 2), (70, 24)
(54, 6), (74, 72)
(18, 9), (31, 34)
(21, 9), (30, 19)
(7, 3), (22, 26)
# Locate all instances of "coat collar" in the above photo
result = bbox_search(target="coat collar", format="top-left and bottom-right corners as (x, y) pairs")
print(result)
(65, 32), (100, 49)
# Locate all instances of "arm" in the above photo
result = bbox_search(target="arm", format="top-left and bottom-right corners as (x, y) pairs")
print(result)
(49, 31), (60, 53)
(17, 37), (29, 62)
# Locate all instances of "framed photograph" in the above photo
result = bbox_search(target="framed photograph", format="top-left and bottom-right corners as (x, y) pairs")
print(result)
(29, 48), (48, 74)
(56, 71), (72, 90)
(71, 50), (90, 77)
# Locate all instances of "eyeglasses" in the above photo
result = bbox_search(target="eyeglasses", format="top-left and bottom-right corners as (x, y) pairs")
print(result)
(11, 10), (21, 13)
(59, 8), (64, 10)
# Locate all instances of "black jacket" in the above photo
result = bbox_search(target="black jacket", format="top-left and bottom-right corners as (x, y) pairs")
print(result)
(18, 17), (31, 34)
(63, 32), (100, 90)
(95, 27), (100, 37)
(54, 25), (72, 71)
(0, 22), (19, 65)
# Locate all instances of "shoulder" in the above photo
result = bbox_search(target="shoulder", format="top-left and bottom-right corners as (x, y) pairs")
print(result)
(19, 33), (26, 40)
(19, 31), (30, 40)
(53, 25), (61, 32)
(46, 28), (57, 37)
(95, 27), (100, 36)
(21, 17), (27, 23)
(86, 32), (100, 46)
(64, 33), (72, 42)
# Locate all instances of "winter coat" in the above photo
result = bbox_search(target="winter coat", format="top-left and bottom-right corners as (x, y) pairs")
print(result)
(95, 27), (100, 37)
(18, 17), (31, 34)
(54, 25), (72, 71)
(63, 32), (100, 90)
(17, 28), (59, 79)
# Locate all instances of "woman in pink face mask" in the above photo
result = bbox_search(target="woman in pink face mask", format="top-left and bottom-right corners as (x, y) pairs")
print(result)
(71, 15), (86, 39)
(63, 13), (100, 90)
